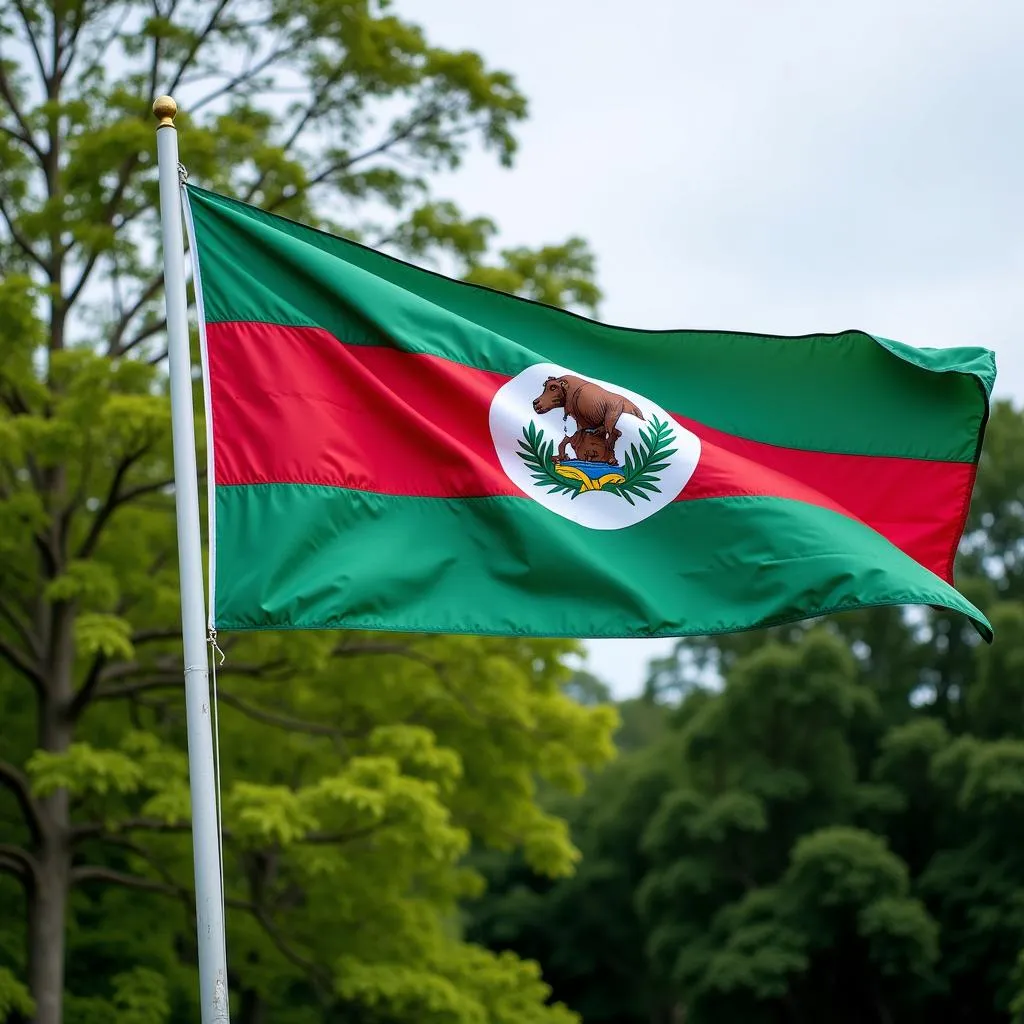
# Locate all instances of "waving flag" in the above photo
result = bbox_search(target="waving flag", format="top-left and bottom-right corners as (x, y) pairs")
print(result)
(183, 184), (994, 640)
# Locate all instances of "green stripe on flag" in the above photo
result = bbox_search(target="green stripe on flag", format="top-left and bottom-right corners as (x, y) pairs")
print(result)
(186, 185), (993, 463)
(213, 484), (991, 641)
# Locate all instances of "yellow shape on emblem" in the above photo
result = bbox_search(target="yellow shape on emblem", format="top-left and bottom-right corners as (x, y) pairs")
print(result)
(555, 464), (627, 492)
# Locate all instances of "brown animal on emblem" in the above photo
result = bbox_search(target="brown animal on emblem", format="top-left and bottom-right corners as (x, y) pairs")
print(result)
(561, 429), (616, 464)
(532, 375), (645, 466)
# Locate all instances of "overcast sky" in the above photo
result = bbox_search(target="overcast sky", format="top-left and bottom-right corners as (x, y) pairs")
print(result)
(405, 0), (1024, 696)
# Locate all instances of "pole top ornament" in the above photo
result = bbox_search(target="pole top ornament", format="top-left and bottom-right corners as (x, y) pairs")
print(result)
(153, 95), (177, 128)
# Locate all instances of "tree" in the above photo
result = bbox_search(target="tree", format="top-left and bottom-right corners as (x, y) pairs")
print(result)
(0, 2), (613, 1022)
(467, 404), (1024, 1024)
(637, 631), (940, 1024)
(468, 733), (679, 1024)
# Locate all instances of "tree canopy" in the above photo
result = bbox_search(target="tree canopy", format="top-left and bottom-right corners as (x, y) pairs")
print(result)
(467, 400), (1024, 1024)
(0, 2), (613, 1022)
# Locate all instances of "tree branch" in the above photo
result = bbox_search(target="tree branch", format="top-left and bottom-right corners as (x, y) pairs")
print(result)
(166, 0), (235, 95)
(0, 383), (30, 417)
(146, 0), (165, 103)
(334, 640), (442, 682)
(0, 63), (43, 162)
(0, 592), (39, 659)
(189, 41), (294, 115)
(65, 156), (142, 310)
(117, 477), (174, 504)
(93, 655), (290, 702)
(0, 761), (42, 843)
(0, 121), (33, 151)
(12, 0), (47, 85)
(217, 689), (349, 739)
(264, 105), (447, 212)
(245, 902), (334, 999)
(0, 843), (38, 887)
(56, 0), (89, 78)
(244, 69), (349, 203)
(131, 627), (183, 645)
(70, 837), (199, 925)
(0, 636), (44, 693)
(72, 817), (197, 843)
(334, 640), (431, 661)
(107, 273), (164, 355)
(124, 317), (169, 358)
(92, 674), (183, 700)
(69, 651), (106, 721)
(75, 447), (156, 559)
(75, 7), (131, 101)
(0, 188), (47, 271)
(47, 0), (65, 84)
(69, 864), (180, 896)
(299, 826), (379, 846)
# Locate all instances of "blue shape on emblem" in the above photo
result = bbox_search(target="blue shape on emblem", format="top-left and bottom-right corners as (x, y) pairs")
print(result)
(554, 460), (627, 493)
(559, 460), (617, 479)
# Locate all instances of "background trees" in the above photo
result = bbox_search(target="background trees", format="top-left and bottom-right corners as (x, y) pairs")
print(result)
(0, 2), (611, 1022)
(468, 401), (1024, 1024)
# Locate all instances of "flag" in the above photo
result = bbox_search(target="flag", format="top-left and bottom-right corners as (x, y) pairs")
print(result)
(183, 184), (995, 641)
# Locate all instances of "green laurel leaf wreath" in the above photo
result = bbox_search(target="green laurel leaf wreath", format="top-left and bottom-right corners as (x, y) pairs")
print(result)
(602, 415), (676, 506)
(516, 416), (676, 505)
(516, 421), (584, 497)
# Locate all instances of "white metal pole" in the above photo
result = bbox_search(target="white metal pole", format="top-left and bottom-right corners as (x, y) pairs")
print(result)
(152, 94), (231, 1024)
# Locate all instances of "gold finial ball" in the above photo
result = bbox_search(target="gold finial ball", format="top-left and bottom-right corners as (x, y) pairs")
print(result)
(152, 95), (177, 127)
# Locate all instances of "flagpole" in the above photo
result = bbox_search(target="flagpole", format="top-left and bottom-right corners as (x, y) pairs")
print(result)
(152, 94), (231, 1024)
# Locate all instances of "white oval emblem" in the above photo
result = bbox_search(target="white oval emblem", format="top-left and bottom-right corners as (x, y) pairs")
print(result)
(489, 363), (701, 530)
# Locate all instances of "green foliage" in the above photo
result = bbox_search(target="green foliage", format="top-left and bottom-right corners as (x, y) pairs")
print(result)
(0, 2), (610, 1022)
(63, 969), (170, 1024)
(28, 744), (145, 799)
(337, 944), (578, 1024)
(0, 968), (34, 1023)
(73, 614), (135, 661)
(463, 238), (600, 315)
(110, 968), (171, 1024)
(464, 401), (1024, 1024)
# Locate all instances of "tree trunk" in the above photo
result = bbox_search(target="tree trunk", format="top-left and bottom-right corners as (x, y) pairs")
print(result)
(28, 607), (74, 1024)
(239, 987), (267, 1024)
(27, 818), (69, 1024)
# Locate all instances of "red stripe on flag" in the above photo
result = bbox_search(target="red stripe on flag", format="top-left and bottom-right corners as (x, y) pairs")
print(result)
(207, 322), (974, 581)
(678, 418), (974, 583)
(208, 321), (518, 497)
